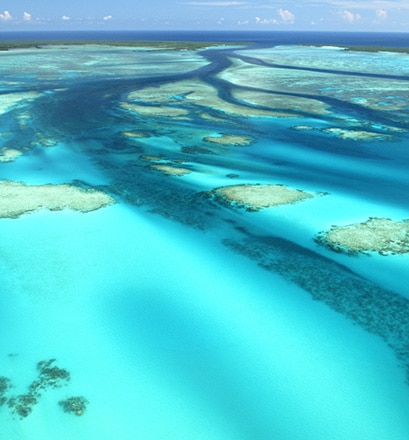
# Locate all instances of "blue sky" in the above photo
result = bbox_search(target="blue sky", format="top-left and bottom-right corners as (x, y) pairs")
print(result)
(0, 1), (408, 31)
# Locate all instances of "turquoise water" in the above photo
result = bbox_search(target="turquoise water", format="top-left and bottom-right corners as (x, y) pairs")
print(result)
(0, 38), (409, 439)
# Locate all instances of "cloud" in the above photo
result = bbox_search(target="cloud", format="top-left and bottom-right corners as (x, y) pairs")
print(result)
(255, 16), (278, 25)
(375, 9), (387, 19)
(0, 10), (13, 21)
(278, 8), (295, 24)
(23, 11), (32, 21)
(61, 16), (70, 21)
(340, 9), (361, 23)
(103, 15), (113, 21)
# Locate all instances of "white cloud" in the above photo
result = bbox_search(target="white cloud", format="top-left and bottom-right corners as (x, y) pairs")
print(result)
(255, 16), (278, 25)
(340, 9), (361, 23)
(103, 15), (113, 21)
(278, 8), (295, 24)
(61, 16), (70, 21)
(375, 9), (387, 19)
(23, 11), (32, 21)
(0, 10), (13, 21)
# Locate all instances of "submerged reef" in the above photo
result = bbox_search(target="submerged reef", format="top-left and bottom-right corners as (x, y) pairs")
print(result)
(323, 127), (393, 142)
(0, 148), (22, 162)
(59, 396), (89, 416)
(223, 232), (409, 382)
(120, 130), (150, 139)
(140, 155), (164, 162)
(1, 359), (87, 419)
(316, 217), (409, 255)
(0, 377), (13, 407)
(209, 184), (316, 211)
(203, 133), (253, 146)
(0, 91), (41, 115)
(149, 163), (191, 176)
(0, 359), (86, 419)
(0, 180), (115, 219)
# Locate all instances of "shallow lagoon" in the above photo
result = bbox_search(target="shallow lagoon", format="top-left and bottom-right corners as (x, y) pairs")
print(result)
(0, 36), (409, 439)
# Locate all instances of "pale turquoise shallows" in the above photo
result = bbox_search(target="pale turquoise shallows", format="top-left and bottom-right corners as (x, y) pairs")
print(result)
(0, 41), (408, 439)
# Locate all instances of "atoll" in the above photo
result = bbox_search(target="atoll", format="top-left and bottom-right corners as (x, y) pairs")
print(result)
(316, 217), (409, 255)
(0, 180), (115, 219)
(209, 184), (315, 211)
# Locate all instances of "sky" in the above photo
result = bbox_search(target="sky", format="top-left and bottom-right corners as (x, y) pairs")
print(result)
(0, 0), (408, 32)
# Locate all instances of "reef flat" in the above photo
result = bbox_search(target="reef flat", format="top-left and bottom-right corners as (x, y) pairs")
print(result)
(209, 184), (316, 211)
(203, 134), (253, 146)
(317, 217), (409, 255)
(0, 181), (115, 218)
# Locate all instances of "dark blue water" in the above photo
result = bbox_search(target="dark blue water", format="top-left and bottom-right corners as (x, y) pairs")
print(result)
(0, 30), (408, 48)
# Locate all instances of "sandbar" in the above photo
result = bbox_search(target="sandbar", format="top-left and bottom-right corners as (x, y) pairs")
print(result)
(0, 180), (115, 219)
(149, 164), (191, 176)
(323, 128), (393, 142)
(316, 217), (409, 255)
(120, 131), (149, 139)
(210, 184), (315, 211)
(0, 148), (22, 162)
(203, 134), (253, 146)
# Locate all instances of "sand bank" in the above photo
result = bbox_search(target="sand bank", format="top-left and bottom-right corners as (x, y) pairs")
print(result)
(0, 180), (115, 219)
(210, 184), (315, 211)
(317, 217), (409, 255)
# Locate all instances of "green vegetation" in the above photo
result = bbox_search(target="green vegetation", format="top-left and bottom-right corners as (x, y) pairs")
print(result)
(342, 46), (409, 54)
(299, 44), (409, 54)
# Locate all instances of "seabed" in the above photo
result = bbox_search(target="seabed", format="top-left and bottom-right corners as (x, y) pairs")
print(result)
(0, 39), (408, 439)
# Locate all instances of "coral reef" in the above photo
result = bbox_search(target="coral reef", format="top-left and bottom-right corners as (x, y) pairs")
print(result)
(203, 133), (253, 146)
(209, 184), (315, 211)
(223, 232), (409, 383)
(323, 127), (393, 141)
(59, 396), (89, 416)
(149, 164), (191, 176)
(0, 148), (22, 162)
(120, 130), (149, 139)
(0, 180), (115, 219)
(316, 217), (409, 255)
(0, 358), (87, 419)
(0, 376), (12, 406)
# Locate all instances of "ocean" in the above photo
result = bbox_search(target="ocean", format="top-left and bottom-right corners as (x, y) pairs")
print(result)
(0, 31), (408, 439)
